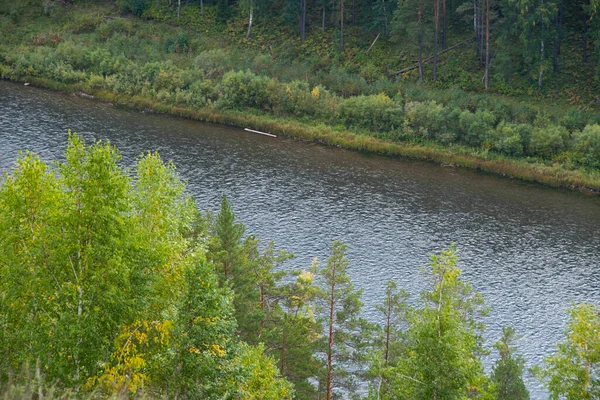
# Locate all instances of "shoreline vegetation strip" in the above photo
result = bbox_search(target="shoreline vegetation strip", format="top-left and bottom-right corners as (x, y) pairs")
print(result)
(5, 77), (600, 194)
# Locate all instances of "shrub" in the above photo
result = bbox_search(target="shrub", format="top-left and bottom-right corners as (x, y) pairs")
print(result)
(188, 80), (218, 107)
(117, 0), (149, 16)
(281, 80), (313, 116)
(405, 101), (447, 140)
(529, 124), (569, 158)
(458, 109), (496, 147)
(57, 42), (90, 71)
(491, 122), (524, 156)
(70, 14), (102, 34)
(97, 18), (134, 41)
(88, 47), (115, 76)
(220, 70), (279, 110)
(339, 93), (403, 132)
(573, 124), (600, 167)
(195, 49), (233, 79)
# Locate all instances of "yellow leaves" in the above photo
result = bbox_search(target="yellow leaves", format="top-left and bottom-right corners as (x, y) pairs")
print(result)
(94, 320), (174, 395)
(209, 343), (226, 358)
(189, 346), (201, 354)
(311, 86), (320, 100)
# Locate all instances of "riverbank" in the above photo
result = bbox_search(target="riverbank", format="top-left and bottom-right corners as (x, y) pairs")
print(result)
(6, 76), (600, 193)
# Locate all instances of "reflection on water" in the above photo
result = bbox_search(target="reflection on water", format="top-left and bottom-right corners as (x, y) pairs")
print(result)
(2, 81), (600, 398)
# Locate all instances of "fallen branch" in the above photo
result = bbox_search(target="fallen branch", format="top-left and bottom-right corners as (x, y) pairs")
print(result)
(367, 32), (381, 53)
(391, 37), (474, 76)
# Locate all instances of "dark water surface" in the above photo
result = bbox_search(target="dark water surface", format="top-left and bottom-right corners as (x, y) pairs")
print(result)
(1, 81), (599, 398)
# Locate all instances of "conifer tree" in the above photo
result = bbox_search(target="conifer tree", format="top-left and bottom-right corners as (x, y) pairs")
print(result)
(491, 327), (529, 400)
(391, 244), (490, 398)
(318, 241), (373, 400)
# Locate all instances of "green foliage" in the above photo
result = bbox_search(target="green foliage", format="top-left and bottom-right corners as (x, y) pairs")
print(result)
(459, 109), (497, 147)
(491, 327), (530, 400)
(390, 245), (490, 399)
(573, 124), (600, 168)
(318, 241), (374, 398)
(339, 93), (404, 132)
(529, 124), (569, 158)
(0, 135), (293, 398)
(220, 70), (278, 110)
(491, 121), (525, 157)
(536, 304), (600, 400)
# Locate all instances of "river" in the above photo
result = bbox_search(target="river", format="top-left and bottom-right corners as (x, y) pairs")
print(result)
(1, 81), (599, 398)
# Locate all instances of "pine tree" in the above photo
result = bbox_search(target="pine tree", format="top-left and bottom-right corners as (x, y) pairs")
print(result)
(318, 241), (373, 400)
(391, 244), (490, 398)
(491, 327), (529, 400)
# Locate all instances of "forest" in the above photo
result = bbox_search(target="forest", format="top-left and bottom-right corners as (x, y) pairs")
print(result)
(0, 133), (599, 399)
(3, 0), (600, 190)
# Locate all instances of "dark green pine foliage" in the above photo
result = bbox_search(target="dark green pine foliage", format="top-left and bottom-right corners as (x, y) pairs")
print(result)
(491, 327), (530, 400)
(210, 194), (246, 281)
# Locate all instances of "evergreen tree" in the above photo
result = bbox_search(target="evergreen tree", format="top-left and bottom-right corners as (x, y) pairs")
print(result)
(318, 241), (373, 400)
(367, 280), (411, 400)
(491, 327), (529, 400)
(390, 244), (491, 398)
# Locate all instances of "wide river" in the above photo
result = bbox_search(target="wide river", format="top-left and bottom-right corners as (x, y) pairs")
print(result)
(1, 81), (599, 398)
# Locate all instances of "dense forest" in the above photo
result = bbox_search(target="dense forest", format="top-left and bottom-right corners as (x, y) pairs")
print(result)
(1, 134), (599, 399)
(3, 0), (600, 190)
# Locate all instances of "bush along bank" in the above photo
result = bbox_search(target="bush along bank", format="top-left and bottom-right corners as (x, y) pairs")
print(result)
(2, 7), (600, 192)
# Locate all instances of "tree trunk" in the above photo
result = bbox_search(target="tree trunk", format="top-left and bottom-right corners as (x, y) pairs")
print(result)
(442, 0), (447, 50)
(553, 1), (563, 73)
(340, 0), (345, 51)
(246, 7), (253, 39)
(418, 5), (424, 82)
(200, 0), (204, 17)
(177, 0), (181, 19)
(323, 5), (326, 32)
(384, 297), (391, 366)
(280, 320), (287, 376)
(484, 0), (489, 89)
(300, 0), (306, 41)
(583, 11), (588, 62)
(433, 0), (439, 82)
(326, 264), (337, 400)
(538, 40), (544, 92)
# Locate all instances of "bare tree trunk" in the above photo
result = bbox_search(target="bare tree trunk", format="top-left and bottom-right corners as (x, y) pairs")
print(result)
(340, 0), (345, 51)
(538, 40), (544, 92)
(177, 0), (181, 19)
(433, 0), (439, 82)
(538, 0), (544, 92)
(442, 0), (447, 50)
(246, 7), (253, 39)
(583, 11), (588, 62)
(484, 0), (489, 89)
(553, 0), (563, 73)
(418, 5), (424, 82)
(200, 0), (204, 17)
(300, 0), (306, 41)
(323, 5), (326, 32)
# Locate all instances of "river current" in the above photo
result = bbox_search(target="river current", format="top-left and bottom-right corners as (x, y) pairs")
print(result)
(1, 81), (599, 398)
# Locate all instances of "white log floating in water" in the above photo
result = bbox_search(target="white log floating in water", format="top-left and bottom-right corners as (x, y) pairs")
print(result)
(244, 128), (277, 138)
